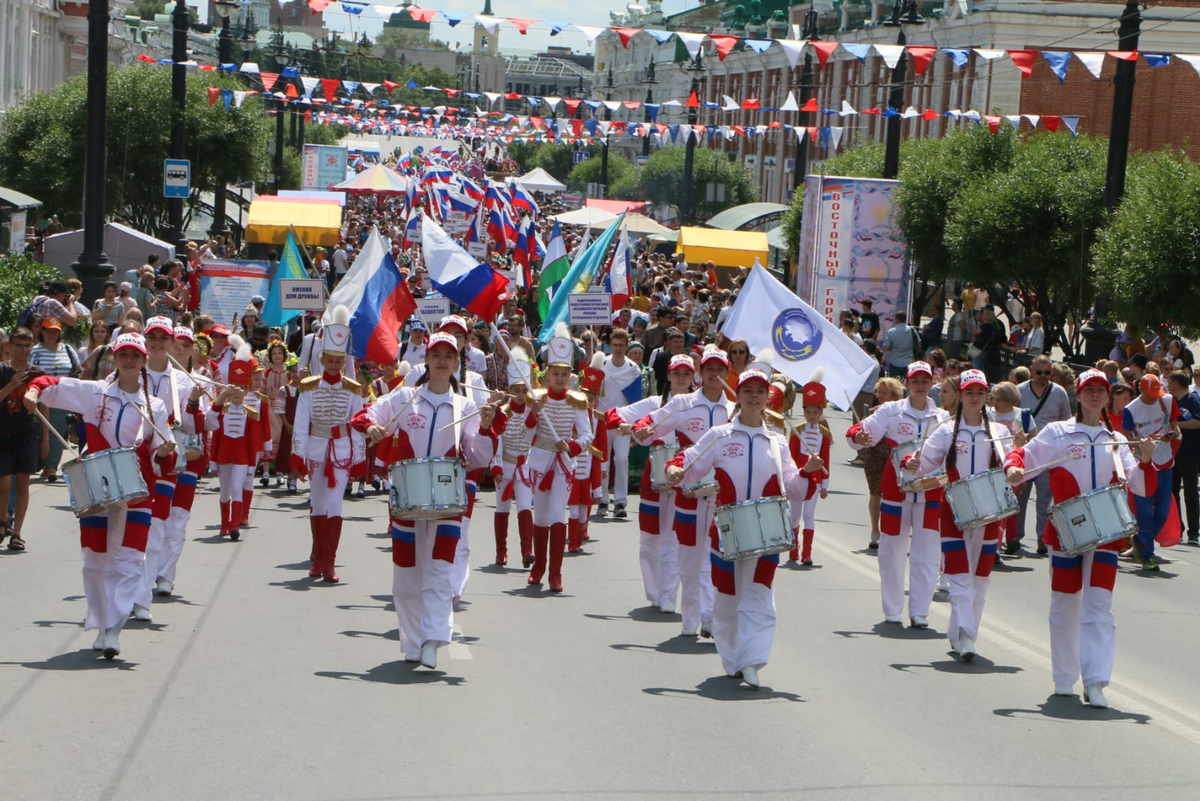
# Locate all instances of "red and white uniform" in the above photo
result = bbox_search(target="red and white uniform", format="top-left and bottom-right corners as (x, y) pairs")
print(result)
(208, 389), (270, 533)
(351, 385), (496, 657)
(492, 399), (535, 564)
(294, 373), (365, 545)
(790, 422), (831, 562)
(847, 398), (950, 621)
(568, 408), (608, 550)
(637, 390), (732, 633)
(1004, 420), (1156, 692)
(30, 375), (176, 633)
(672, 420), (807, 677)
(911, 420), (1012, 648)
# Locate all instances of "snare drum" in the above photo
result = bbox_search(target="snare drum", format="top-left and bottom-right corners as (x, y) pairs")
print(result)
(1050, 484), (1138, 556)
(714, 497), (794, 560)
(682, 469), (719, 499)
(388, 457), (467, 520)
(62, 447), (149, 518)
(171, 427), (205, 473)
(891, 438), (948, 493)
(649, 443), (679, 491)
(945, 468), (1018, 529)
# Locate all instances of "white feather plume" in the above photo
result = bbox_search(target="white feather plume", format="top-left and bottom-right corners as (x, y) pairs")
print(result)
(808, 366), (825, 384)
(590, 352), (606, 370)
(511, 345), (531, 366)
(554, 321), (571, 340)
(396, 361), (412, 378)
(329, 305), (351, 327)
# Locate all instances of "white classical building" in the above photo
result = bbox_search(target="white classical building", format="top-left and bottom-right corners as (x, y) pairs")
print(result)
(1, 0), (73, 111)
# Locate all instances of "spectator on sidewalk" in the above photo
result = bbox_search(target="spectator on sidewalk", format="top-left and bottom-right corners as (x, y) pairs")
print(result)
(859, 299), (880, 341)
(1169, 371), (1200, 545)
(945, 298), (968, 360)
(1015, 355), (1073, 554)
(881, 311), (919, 378)
(0, 328), (44, 552)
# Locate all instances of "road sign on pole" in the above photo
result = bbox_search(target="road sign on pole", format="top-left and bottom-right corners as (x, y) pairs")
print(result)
(164, 159), (191, 199)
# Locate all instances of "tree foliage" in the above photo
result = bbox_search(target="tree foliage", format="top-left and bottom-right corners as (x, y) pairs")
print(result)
(0, 64), (270, 240)
(635, 146), (758, 222)
(0, 253), (69, 329)
(1092, 150), (1200, 337)
(566, 151), (635, 193)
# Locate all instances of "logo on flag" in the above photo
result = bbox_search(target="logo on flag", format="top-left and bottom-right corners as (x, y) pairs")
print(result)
(772, 308), (823, 361)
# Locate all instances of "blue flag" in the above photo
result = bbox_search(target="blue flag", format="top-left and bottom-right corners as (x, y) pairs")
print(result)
(261, 229), (310, 328)
(537, 213), (626, 345)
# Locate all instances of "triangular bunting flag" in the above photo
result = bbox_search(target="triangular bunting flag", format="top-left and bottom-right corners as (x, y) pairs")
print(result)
(709, 35), (740, 61)
(811, 41), (839, 68)
(1008, 50), (1037, 77)
(874, 44), (905, 69)
(1074, 51), (1106, 79)
(1043, 52), (1072, 83)
(779, 91), (799, 112)
(1061, 116), (1080, 136)
(908, 46), (937, 75)
(612, 27), (641, 47)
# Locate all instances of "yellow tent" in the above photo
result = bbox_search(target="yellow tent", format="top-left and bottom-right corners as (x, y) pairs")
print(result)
(678, 226), (768, 270)
(246, 197), (342, 246)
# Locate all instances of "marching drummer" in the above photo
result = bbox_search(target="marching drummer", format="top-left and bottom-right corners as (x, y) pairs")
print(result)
(135, 317), (206, 616)
(1004, 369), (1157, 708)
(293, 306), (365, 583)
(665, 367), (807, 688)
(633, 346), (732, 638)
(23, 332), (177, 660)
(350, 332), (497, 669)
(904, 370), (1012, 661)
(847, 361), (950, 628)
(605, 353), (696, 615)
(491, 346), (536, 567)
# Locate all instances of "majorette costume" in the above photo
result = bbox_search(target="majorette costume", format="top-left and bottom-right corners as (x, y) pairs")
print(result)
(292, 305), (365, 583)
(846, 361), (950, 627)
(209, 336), (271, 541)
(1003, 369), (1157, 707)
(136, 317), (206, 613)
(272, 356), (301, 493)
(905, 370), (1012, 660)
(569, 355), (609, 552)
(524, 325), (593, 593)
(26, 333), (177, 659)
(491, 346), (536, 567)
(668, 368), (807, 687)
(635, 349), (732, 636)
(349, 332), (497, 669)
(773, 376), (832, 565)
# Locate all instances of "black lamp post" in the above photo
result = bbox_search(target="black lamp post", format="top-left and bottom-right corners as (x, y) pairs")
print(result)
(793, 6), (819, 192)
(679, 51), (706, 226)
(600, 65), (614, 188)
(208, 0), (239, 238)
(169, 0), (190, 249)
(881, 0), (924, 179)
(273, 38), (292, 195)
(642, 60), (658, 158)
(72, 0), (114, 303)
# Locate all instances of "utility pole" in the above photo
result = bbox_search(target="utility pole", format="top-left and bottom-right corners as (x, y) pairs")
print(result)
(882, 0), (924, 180)
(642, 60), (658, 158)
(1104, 0), (1141, 210)
(209, 1), (237, 239)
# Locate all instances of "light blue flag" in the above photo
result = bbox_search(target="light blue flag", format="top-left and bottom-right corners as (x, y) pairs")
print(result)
(261, 229), (309, 328)
(537, 213), (626, 345)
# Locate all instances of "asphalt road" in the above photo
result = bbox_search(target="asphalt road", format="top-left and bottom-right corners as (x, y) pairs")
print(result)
(3, 408), (1200, 800)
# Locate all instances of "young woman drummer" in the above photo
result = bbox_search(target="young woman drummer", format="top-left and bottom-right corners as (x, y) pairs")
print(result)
(904, 370), (1013, 661)
(665, 367), (807, 688)
(1003, 369), (1157, 708)
(351, 332), (497, 670)
(23, 333), (177, 660)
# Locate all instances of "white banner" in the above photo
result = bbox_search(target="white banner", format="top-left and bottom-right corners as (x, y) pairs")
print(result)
(279, 278), (325, 311)
(568, 292), (613, 326)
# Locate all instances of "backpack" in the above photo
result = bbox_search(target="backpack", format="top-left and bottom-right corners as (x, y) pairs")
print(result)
(16, 299), (38, 328)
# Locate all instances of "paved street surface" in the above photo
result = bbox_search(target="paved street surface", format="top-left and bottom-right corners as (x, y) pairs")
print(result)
(4, 408), (1200, 800)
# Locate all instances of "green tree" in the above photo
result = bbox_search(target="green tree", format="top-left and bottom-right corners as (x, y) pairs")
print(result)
(0, 64), (269, 239)
(566, 151), (635, 193)
(0, 253), (68, 329)
(530, 143), (599, 183)
(636, 146), (757, 223)
(1092, 149), (1200, 337)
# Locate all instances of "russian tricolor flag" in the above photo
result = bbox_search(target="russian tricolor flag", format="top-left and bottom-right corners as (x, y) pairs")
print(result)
(422, 213), (510, 321)
(605, 228), (631, 311)
(327, 228), (417, 363)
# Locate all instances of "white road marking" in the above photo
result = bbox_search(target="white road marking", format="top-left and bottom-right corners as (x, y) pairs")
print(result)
(448, 624), (473, 660)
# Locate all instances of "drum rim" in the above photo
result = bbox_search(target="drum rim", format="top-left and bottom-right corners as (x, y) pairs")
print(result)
(394, 456), (463, 466)
(715, 495), (790, 514)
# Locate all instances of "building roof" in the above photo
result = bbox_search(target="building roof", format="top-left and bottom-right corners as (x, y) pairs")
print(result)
(0, 186), (42, 210)
(703, 202), (789, 232)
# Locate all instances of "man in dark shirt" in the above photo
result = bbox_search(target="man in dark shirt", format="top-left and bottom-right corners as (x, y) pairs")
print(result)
(859, 299), (881, 341)
(639, 306), (673, 354)
(1169, 371), (1200, 543)
(0, 328), (45, 551)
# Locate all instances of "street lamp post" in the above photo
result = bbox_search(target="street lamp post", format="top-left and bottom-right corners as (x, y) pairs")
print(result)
(793, 7), (819, 193)
(169, 0), (190, 249)
(882, 0), (924, 180)
(679, 52), (705, 226)
(72, 0), (115, 303)
(600, 65), (614, 188)
(642, 60), (657, 158)
(208, 0), (239, 239)
(273, 42), (292, 195)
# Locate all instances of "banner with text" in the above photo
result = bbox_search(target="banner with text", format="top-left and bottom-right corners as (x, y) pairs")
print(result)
(302, 144), (349, 191)
(201, 260), (270, 328)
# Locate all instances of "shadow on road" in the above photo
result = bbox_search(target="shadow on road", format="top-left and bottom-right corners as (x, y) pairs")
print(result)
(340, 628), (400, 642)
(1, 650), (139, 672)
(891, 656), (1023, 675)
(501, 585), (575, 599)
(991, 560), (1035, 573)
(832, 622), (944, 640)
(995, 695), (1151, 725)
(610, 635), (715, 656)
(269, 576), (345, 592)
(644, 676), (804, 703)
(315, 661), (466, 686)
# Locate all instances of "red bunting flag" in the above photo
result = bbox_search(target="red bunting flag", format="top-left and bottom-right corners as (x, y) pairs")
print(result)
(570, 118), (583, 137)
(741, 98), (760, 109)
(1108, 50), (1138, 61)
(709, 35), (739, 61)
(321, 78), (341, 101)
(983, 115), (1001, 134)
(308, 0), (333, 10)
(410, 8), (437, 22)
(208, 87), (220, 107)
(508, 18), (535, 34)
(811, 41), (839, 68)
(922, 108), (939, 121)
(907, 46), (937, 75)
(382, 80), (400, 94)
(199, 65), (216, 72)
(1007, 50), (1037, 78)
(732, 125), (746, 137)
(1042, 115), (1062, 132)
(563, 98), (581, 115)
(612, 28), (641, 47)
(622, 100), (641, 110)
(260, 72), (279, 92)
(686, 90), (699, 107)
(136, 54), (157, 63)
(800, 98), (819, 112)
(285, 84), (299, 99)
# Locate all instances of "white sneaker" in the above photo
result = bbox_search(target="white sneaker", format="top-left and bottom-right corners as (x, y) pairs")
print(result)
(420, 641), (438, 669)
(1084, 684), (1108, 709)
(910, 616), (929, 629)
(92, 631), (106, 651)
(937, 574), (950, 592)
(103, 627), (121, 660)
(155, 579), (173, 597)
(958, 636), (975, 661)
(403, 652), (421, 663)
(132, 605), (152, 622)
(741, 666), (760, 688)
(660, 605), (676, 614)
(1054, 683), (1075, 697)
(884, 615), (903, 624)
(680, 626), (699, 637)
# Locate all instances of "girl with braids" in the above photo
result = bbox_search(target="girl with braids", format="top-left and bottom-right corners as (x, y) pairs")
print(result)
(904, 370), (1014, 661)
(1004, 369), (1157, 708)
(23, 333), (177, 660)
(606, 356), (697, 614)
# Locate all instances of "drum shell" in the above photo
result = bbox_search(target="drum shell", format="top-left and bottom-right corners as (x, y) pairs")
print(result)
(945, 468), (1018, 530)
(681, 468), (719, 499)
(714, 497), (793, 560)
(388, 457), (467, 521)
(62, 447), (150, 518)
(172, 427), (204, 473)
(1049, 484), (1138, 556)
(649, 444), (679, 492)
(892, 438), (949, 493)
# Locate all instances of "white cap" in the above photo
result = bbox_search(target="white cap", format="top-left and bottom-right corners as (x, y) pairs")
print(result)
(323, 305), (352, 356)
(507, 346), (532, 386)
(546, 322), (574, 368)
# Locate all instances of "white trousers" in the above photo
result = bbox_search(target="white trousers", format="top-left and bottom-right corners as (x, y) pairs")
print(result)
(530, 455), (572, 527)
(946, 527), (990, 644)
(640, 491), (680, 608)
(676, 495), (715, 631)
(601, 432), (631, 505)
(82, 510), (146, 632)
(494, 461), (533, 514)
(450, 479), (477, 599)
(712, 558), (776, 676)
(217, 463), (250, 503)
(157, 505), (191, 584)
(309, 463), (348, 517)
(1049, 549), (1117, 689)
(393, 522), (456, 655)
(878, 500), (939, 619)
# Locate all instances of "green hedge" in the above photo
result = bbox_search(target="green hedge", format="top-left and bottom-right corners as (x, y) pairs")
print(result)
(0, 253), (65, 330)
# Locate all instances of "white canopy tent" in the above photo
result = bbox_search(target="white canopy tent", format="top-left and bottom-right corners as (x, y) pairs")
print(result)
(43, 222), (174, 280)
(516, 167), (567, 193)
(550, 207), (618, 227)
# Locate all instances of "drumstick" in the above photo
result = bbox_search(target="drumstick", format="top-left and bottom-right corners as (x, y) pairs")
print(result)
(32, 406), (79, 458)
(129, 399), (175, 446)
(435, 403), (490, 431)
(1010, 454), (1081, 484)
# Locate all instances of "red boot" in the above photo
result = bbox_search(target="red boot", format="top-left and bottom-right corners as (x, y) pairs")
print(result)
(568, 518), (583, 552)
(229, 500), (243, 541)
(219, 501), (232, 537)
(518, 510), (534, 568)
(789, 527), (800, 562)
(494, 512), (509, 566)
(528, 525), (549, 584)
(240, 488), (253, 525)
(801, 528), (814, 565)
(309, 515), (326, 577)
(323, 517), (342, 583)
(548, 523), (567, 593)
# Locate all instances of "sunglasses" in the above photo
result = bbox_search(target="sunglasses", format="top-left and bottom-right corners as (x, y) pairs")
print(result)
(1034, 370), (1053, 376)
(729, 349), (748, 355)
